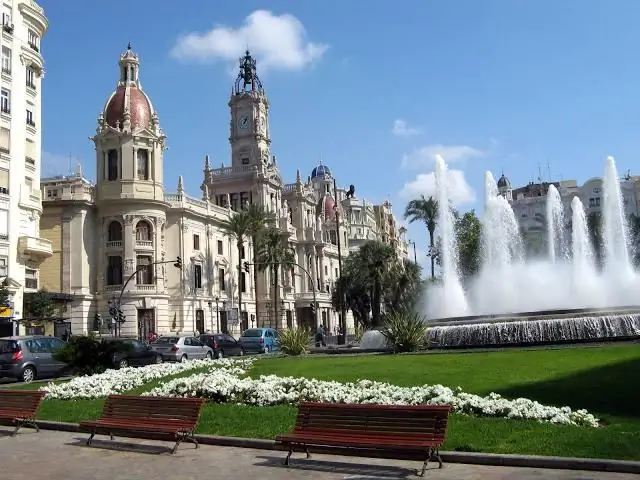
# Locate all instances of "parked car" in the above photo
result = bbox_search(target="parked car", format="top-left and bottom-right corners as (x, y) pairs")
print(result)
(238, 328), (280, 354)
(199, 333), (245, 359)
(109, 339), (163, 369)
(150, 335), (213, 362)
(0, 335), (67, 383)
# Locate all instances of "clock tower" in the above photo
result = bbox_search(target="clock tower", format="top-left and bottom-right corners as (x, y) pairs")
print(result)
(228, 51), (271, 168)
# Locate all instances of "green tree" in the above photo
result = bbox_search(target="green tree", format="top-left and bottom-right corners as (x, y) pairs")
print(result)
(245, 204), (276, 320)
(404, 195), (438, 279)
(256, 228), (295, 328)
(384, 259), (423, 312)
(0, 279), (10, 307)
(331, 266), (371, 330)
(24, 289), (56, 320)
(455, 210), (482, 280)
(219, 210), (253, 324)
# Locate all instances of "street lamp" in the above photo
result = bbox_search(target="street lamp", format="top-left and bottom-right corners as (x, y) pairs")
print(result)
(207, 301), (213, 332)
(215, 297), (220, 332)
(334, 180), (355, 345)
(409, 240), (418, 264)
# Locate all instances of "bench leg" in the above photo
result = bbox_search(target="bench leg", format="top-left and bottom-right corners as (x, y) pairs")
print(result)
(304, 446), (311, 459)
(86, 432), (96, 446)
(417, 457), (430, 477)
(432, 448), (443, 468)
(283, 448), (293, 466)
(11, 421), (23, 437)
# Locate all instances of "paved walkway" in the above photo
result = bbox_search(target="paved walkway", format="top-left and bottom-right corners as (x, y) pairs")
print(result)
(0, 429), (635, 480)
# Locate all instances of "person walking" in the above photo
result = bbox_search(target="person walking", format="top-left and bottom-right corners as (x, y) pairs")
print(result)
(315, 323), (326, 347)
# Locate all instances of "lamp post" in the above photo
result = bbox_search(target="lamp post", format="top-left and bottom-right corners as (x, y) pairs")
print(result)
(409, 240), (418, 264)
(207, 301), (213, 332)
(333, 180), (355, 345)
(215, 297), (220, 332)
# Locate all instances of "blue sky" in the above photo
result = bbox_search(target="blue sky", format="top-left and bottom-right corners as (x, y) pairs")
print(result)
(38, 0), (640, 269)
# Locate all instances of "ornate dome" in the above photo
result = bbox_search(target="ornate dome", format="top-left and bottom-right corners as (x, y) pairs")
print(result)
(102, 43), (156, 130)
(317, 194), (336, 220)
(497, 173), (511, 189)
(311, 164), (331, 180)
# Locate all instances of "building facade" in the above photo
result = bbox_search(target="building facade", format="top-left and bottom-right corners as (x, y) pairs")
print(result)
(497, 173), (639, 257)
(38, 47), (408, 338)
(0, 1), (49, 334)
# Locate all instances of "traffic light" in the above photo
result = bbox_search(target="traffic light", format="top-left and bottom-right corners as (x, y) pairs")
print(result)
(117, 307), (126, 324)
(309, 302), (316, 314)
(174, 256), (182, 269)
(108, 304), (117, 319)
(243, 261), (250, 273)
(94, 313), (103, 329)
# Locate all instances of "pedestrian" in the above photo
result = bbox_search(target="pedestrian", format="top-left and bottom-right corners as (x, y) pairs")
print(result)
(315, 323), (326, 347)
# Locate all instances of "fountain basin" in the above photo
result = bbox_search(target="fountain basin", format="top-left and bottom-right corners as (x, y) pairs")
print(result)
(426, 312), (640, 349)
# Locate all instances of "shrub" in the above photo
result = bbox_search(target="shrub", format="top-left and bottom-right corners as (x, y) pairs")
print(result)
(278, 327), (312, 356)
(54, 334), (131, 375)
(380, 310), (428, 353)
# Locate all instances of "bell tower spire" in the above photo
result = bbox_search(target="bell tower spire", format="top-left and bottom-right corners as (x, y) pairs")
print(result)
(228, 50), (271, 168)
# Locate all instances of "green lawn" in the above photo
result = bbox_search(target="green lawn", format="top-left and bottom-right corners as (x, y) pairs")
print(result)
(21, 344), (640, 460)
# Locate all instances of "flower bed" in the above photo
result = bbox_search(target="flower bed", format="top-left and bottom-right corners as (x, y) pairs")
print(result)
(143, 366), (600, 428)
(40, 358), (254, 400)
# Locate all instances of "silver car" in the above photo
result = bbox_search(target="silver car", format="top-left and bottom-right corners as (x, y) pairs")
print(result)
(0, 336), (68, 382)
(150, 335), (214, 362)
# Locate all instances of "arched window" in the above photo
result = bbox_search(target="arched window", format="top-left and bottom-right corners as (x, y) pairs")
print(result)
(107, 149), (118, 181)
(107, 221), (123, 242)
(135, 220), (152, 242)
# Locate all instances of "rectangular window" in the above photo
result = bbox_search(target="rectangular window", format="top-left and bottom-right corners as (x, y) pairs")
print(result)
(136, 255), (153, 284)
(240, 192), (250, 209)
(25, 139), (35, 162)
(193, 234), (200, 250)
(25, 176), (32, 193)
(240, 245), (245, 259)
(1, 89), (9, 113)
(2, 10), (12, 27)
(25, 268), (37, 289)
(217, 240), (223, 255)
(240, 272), (247, 293)
(107, 256), (123, 285)
(0, 256), (7, 277)
(1, 47), (10, 74)
(218, 268), (225, 291)
(107, 149), (118, 180)
(136, 149), (149, 180)
(0, 169), (8, 193)
(26, 67), (35, 89)
(0, 210), (7, 239)
(194, 264), (202, 289)
(230, 193), (239, 211)
(26, 109), (34, 127)
(27, 30), (39, 51)
(0, 127), (9, 153)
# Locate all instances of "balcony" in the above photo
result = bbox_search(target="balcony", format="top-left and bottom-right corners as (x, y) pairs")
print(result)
(135, 284), (156, 292)
(2, 24), (13, 34)
(18, 235), (53, 259)
(106, 241), (123, 249)
(135, 240), (153, 250)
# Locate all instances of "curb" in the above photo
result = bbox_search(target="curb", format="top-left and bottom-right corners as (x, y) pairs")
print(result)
(35, 420), (640, 475)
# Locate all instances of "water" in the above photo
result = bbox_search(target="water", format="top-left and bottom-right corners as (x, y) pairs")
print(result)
(424, 155), (640, 318)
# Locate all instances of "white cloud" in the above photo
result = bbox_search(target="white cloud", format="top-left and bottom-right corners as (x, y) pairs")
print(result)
(392, 119), (421, 137)
(170, 10), (328, 71)
(399, 169), (476, 205)
(401, 144), (484, 169)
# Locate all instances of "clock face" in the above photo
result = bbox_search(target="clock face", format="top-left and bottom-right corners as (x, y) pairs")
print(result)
(238, 115), (249, 129)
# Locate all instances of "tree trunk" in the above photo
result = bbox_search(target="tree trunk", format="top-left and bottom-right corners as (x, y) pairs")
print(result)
(372, 282), (382, 327)
(251, 236), (259, 321)
(428, 230), (435, 279)
(274, 265), (280, 329)
(237, 240), (243, 331)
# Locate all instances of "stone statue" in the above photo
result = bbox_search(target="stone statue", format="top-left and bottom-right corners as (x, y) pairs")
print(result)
(317, 215), (323, 231)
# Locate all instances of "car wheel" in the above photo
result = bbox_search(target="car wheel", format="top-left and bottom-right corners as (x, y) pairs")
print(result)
(206, 351), (213, 359)
(216, 350), (224, 359)
(265, 345), (272, 354)
(21, 366), (36, 383)
(180, 355), (188, 363)
(155, 355), (163, 364)
(118, 358), (129, 369)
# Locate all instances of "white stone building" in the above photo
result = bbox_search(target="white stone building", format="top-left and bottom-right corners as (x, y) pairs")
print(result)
(38, 47), (408, 338)
(0, 1), (49, 335)
(497, 173), (639, 257)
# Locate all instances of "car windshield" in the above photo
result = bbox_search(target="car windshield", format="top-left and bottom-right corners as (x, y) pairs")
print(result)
(241, 329), (262, 338)
(153, 337), (179, 344)
(0, 340), (20, 353)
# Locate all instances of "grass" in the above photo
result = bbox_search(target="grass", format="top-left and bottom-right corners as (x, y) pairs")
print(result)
(19, 344), (640, 460)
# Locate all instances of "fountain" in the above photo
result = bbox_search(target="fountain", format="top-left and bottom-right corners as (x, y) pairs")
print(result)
(421, 155), (640, 348)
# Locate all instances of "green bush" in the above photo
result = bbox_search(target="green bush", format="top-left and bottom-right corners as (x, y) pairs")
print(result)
(54, 335), (131, 375)
(278, 327), (312, 356)
(380, 310), (428, 353)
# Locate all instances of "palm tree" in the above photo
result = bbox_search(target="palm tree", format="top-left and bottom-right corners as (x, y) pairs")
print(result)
(218, 210), (253, 328)
(404, 195), (438, 279)
(357, 241), (395, 327)
(245, 204), (276, 322)
(257, 228), (295, 329)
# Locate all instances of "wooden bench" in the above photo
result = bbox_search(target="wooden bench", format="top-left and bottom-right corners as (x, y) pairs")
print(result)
(79, 395), (205, 454)
(0, 390), (45, 436)
(276, 402), (451, 477)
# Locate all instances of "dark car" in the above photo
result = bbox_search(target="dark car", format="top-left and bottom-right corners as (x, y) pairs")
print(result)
(0, 335), (67, 382)
(199, 333), (245, 359)
(109, 339), (163, 369)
